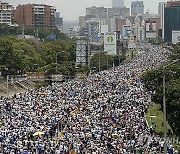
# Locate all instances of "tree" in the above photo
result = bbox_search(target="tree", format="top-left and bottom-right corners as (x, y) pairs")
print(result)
(142, 43), (180, 136)
(0, 30), (76, 77)
(90, 52), (112, 72)
(0, 37), (22, 75)
(0, 24), (20, 36)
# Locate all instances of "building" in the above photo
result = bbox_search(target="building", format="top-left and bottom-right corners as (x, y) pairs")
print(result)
(69, 26), (80, 39)
(133, 15), (145, 41)
(112, 0), (124, 8)
(108, 7), (130, 18)
(86, 6), (107, 18)
(86, 19), (99, 40)
(86, 6), (130, 19)
(79, 16), (86, 28)
(167, 1), (180, 7)
(13, 4), (56, 29)
(80, 6), (129, 37)
(145, 18), (161, 39)
(143, 10), (159, 20)
(158, 2), (166, 38)
(55, 12), (63, 32)
(172, 30), (180, 44)
(131, 1), (144, 16)
(164, 1), (180, 42)
(109, 17), (116, 32)
(0, 1), (13, 25)
(116, 17), (126, 33)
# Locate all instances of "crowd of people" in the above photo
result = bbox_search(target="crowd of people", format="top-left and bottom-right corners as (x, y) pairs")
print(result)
(0, 45), (177, 153)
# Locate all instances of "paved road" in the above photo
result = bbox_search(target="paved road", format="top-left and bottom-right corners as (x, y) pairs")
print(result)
(0, 45), (177, 153)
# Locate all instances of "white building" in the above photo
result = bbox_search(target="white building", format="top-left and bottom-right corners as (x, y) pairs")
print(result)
(133, 16), (145, 41)
(112, 0), (124, 8)
(69, 26), (80, 39)
(0, 1), (13, 25)
(172, 31), (180, 44)
(109, 17), (116, 33)
(158, 2), (166, 38)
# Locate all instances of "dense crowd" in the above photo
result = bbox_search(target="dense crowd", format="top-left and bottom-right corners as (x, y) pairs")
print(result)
(0, 45), (177, 153)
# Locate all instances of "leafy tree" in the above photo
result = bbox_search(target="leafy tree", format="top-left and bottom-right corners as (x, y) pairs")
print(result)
(142, 43), (180, 136)
(0, 37), (23, 75)
(154, 79), (180, 135)
(90, 52), (125, 72)
(0, 24), (20, 36)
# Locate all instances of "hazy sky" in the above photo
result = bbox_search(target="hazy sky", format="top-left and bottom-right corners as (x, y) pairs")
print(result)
(4, 0), (166, 20)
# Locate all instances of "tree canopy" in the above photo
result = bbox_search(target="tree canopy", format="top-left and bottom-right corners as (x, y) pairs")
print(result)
(0, 35), (76, 77)
(142, 43), (180, 136)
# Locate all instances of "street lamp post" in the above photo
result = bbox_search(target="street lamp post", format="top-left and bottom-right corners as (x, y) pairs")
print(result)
(163, 64), (167, 154)
(98, 52), (101, 72)
(118, 52), (121, 66)
(107, 54), (109, 70)
(6, 75), (9, 97)
(163, 59), (179, 154)
(113, 57), (115, 70)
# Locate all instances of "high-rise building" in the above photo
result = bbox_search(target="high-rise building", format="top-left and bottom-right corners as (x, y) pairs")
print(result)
(164, 1), (180, 42)
(108, 7), (130, 18)
(145, 18), (161, 39)
(86, 6), (130, 19)
(131, 1), (144, 16)
(158, 2), (166, 38)
(13, 4), (56, 29)
(55, 12), (63, 32)
(0, 1), (13, 25)
(112, 0), (124, 8)
(86, 6), (107, 18)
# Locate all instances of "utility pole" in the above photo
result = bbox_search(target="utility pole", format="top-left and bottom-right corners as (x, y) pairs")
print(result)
(6, 75), (9, 97)
(118, 51), (121, 66)
(107, 53), (109, 70)
(98, 52), (101, 72)
(113, 57), (115, 71)
(56, 53), (58, 82)
(163, 65), (167, 154)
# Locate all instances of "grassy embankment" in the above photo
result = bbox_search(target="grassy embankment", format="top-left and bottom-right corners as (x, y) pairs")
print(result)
(146, 104), (180, 151)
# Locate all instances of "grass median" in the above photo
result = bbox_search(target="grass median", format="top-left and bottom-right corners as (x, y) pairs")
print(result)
(146, 103), (173, 137)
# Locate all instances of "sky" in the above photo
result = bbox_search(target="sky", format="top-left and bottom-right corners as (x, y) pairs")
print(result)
(4, 0), (166, 21)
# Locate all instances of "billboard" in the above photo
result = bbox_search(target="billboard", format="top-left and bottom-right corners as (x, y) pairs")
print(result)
(146, 21), (157, 38)
(76, 38), (90, 65)
(122, 25), (131, 39)
(172, 31), (180, 44)
(104, 33), (117, 55)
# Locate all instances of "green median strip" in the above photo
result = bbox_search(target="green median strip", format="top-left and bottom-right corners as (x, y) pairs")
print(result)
(146, 103), (173, 137)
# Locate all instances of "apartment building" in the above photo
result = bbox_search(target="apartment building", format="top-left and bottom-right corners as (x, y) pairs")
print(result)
(0, 1), (13, 25)
(13, 4), (56, 29)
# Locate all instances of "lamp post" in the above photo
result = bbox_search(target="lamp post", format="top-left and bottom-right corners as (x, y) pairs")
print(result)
(98, 51), (101, 72)
(107, 53), (109, 70)
(113, 56), (115, 70)
(6, 75), (9, 97)
(163, 59), (179, 154)
(4, 68), (9, 97)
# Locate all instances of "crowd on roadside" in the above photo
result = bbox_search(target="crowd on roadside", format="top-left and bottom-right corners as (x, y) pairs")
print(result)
(0, 45), (177, 153)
